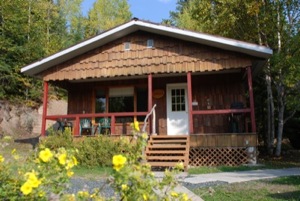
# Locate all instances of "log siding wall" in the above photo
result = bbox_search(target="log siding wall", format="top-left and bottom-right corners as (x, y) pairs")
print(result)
(40, 31), (252, 81)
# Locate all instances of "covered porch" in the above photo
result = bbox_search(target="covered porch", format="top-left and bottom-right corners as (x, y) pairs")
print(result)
(41, 66), (256, 137)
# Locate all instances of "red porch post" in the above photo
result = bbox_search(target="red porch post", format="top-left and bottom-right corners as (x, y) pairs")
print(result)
(247, 67), (256, 133)
(187, 72), (194, 134)
(148, 74), (153, 134)
(74, 116), (80, 136)
(41, 81), (48, 136)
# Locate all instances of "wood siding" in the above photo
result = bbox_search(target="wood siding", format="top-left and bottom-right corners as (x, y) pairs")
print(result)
(40, 31), (252, 81)
(191, 73), (247, 133)
(66, 72), (247, 135)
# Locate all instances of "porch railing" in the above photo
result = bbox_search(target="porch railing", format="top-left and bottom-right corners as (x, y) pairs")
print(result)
(44, 111), (149, 136)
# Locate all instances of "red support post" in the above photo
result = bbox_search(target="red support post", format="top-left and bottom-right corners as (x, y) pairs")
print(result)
(187, 72), (194, 134)
(148, 74), (153, 133)
(148, 74), (153, 111)
(247, 67), (257, 133)
(111, 115), (116, 134)
(74, 116), (80, 136)
(41, 81), (48, 136)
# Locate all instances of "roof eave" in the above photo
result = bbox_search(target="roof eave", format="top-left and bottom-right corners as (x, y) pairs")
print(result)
(21, 19), (273, 76)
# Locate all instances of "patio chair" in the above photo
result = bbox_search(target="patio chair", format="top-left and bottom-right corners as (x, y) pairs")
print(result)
(80, 119), (92, 135)
(99, 118), (111, 135)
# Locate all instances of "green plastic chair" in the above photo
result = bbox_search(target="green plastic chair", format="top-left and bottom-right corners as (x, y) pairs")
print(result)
(99, 118), (111, 135)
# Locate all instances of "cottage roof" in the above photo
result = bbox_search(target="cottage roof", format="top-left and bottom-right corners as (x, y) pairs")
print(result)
(21, 18), (272, 76)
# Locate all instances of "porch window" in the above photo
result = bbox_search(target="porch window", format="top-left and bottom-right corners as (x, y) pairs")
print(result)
(95, 89), (106, 113)
(136, 87), (148, 121)
(171, 89), (186, 112)
(109, 87), (134, 123)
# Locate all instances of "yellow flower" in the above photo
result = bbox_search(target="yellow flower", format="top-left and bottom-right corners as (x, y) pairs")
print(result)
(121, 184), (128, 191)
(142, 133), (148, 139)
(39, 148), (53, 162)
(175, 162), (184, 170)
(64, 194), (76, 201)
(143, 194), (148, 201)
(11, 149), (16, 154)
(72, 156), (78, 166)
(20, 181), (32, 195)
(58, 153), (67, 165)
(25, 171), (41, 188)
(0, 155), (4, 163)
(182, 193), (189, 201)
(78, 191), (89, 197)
(170, 191), (179, 198)
(38, 191), (45, 197)
(112, 155), (127, 171)
(134, 121), (140, 132)
(67, 170), (74, 177)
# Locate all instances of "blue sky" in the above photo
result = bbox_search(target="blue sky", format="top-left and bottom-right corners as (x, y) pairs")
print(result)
(82, 0), (177, 23)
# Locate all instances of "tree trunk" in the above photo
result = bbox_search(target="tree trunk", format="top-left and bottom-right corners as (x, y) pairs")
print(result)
(265, 65), (275, 155)
(275, 83), (285, 156)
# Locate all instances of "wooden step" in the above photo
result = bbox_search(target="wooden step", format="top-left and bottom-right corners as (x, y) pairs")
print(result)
(147, 161), (184, 167)
(145, 135), (189, 171)
(145, 150), (188, 154)
(148, 139), (188, 143)
(146, 156), (187, 161)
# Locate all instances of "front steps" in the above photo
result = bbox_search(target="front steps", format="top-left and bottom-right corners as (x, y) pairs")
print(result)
(145, 135), (190, 171)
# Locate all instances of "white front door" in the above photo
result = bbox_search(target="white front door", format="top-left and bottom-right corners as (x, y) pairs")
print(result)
(166, 84), (189, 135)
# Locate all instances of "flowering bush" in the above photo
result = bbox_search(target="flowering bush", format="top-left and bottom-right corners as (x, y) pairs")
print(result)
(0, 147), (77, 200)
(0, 121), (190, 200)
(107, 121), (190, 201)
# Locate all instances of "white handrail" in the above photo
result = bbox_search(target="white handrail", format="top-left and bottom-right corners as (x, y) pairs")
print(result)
(142, 104), (157, 134)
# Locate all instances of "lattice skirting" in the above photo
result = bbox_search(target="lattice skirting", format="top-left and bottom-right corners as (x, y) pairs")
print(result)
(189, 147), (256, 166)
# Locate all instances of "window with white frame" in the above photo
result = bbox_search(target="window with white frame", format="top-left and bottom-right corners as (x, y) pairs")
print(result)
(147, 39), (154, 48)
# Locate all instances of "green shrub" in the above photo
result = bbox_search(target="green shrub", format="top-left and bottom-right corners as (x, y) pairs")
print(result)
(74, 136), (132, 167)
(40, 128), (74, 150)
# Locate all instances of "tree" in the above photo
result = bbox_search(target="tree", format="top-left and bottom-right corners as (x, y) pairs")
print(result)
(170, 0), (300, 156)
(0, 0), (84, 106)
(85, 0), (132, 37)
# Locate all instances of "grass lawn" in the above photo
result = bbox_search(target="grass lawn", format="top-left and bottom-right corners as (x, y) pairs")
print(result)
(193, 176), (300, 201)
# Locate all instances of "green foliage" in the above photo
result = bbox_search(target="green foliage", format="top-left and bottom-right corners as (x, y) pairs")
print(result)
(170, 0), (300, 155)
(40, 128), (74, 150)
(0, 147), (77, 200)
(85, 0), (132, 37)
(74, 135), (128, 167)
(109, 122), (190, 201)
(0, 122), (190, 200)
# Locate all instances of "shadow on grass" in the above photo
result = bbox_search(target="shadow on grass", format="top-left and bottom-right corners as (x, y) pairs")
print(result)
(268, 190), (300, 200)
(14, 135), (40, 149)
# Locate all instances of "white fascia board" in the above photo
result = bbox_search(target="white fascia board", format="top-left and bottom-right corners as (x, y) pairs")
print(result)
(135, 20), (273, 58)
(21, 21), (138, 75)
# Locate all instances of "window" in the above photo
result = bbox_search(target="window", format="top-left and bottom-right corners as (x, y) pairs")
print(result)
(95, 89), (106, 113)
(147, 39), (154, 48)
(171, 89), (186, 112)
(95, 89), (106, 123)
(124, 42), (130, 50)
(136, 87), (148, 121)
(109, 87), (134, 123)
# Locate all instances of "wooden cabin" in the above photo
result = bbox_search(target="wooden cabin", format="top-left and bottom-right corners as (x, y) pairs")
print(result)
(21, 19), (272, 167)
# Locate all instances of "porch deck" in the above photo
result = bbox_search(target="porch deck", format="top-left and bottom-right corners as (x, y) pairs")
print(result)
(72, 133), (257, 168)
